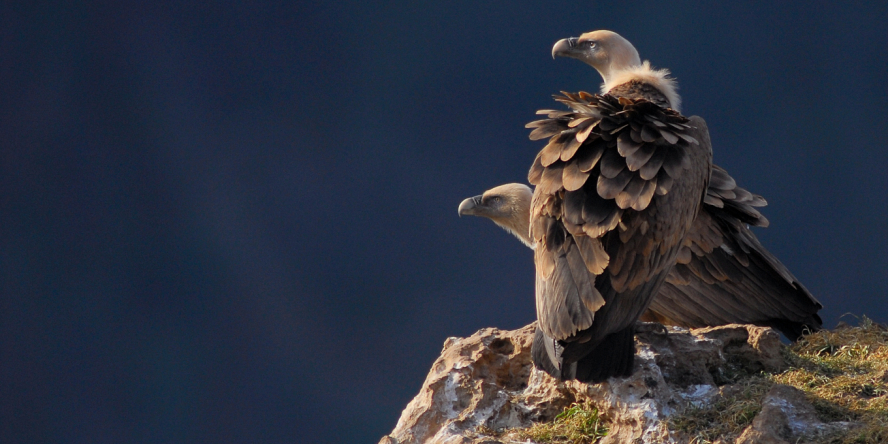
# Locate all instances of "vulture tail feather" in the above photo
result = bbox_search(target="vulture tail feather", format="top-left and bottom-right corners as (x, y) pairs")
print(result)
(573, 325), (636, 383)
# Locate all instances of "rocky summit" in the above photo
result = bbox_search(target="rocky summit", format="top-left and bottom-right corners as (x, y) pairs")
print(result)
(380, 323), (861, 444)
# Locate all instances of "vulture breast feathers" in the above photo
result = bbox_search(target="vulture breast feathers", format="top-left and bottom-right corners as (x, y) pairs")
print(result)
(526, 30), (712, 382)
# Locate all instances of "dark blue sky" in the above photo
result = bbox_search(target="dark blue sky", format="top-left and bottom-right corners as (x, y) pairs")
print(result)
(2, 2), (886, 443)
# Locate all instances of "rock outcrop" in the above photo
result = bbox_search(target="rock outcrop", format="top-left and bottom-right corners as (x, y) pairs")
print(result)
(380, 322), (848, 444)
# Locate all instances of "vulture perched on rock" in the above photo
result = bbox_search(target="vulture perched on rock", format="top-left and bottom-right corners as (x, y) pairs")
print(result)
(527, 30), (713, 382)
(459, 30), (821, 382)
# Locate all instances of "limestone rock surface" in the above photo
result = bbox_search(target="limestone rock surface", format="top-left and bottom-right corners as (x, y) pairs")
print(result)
(379, 323), (831, 444)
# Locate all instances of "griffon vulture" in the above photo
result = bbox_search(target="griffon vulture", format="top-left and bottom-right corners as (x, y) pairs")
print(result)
(547, 31), (822, 341)
(511, 30), (714, 382)
(460, 31), (820, 382)
(457, 175), (822, 341)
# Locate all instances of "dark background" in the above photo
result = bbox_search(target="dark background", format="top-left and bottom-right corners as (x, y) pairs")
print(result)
(2, 1), (886, 443)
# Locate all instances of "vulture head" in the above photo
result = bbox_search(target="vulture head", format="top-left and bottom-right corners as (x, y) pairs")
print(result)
(552, 30), (680, 110)
(552, 30), (640, 84)
(458, 183), (534, 248)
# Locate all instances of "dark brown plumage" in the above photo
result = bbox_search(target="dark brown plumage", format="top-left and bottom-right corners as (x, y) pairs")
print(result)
(525, 88), (711, 382)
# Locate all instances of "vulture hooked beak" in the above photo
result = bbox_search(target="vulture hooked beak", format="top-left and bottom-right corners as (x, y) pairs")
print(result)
(457, 183), (534, 248)
(552, 37), (580, 59)
(457, 195), (483, 216)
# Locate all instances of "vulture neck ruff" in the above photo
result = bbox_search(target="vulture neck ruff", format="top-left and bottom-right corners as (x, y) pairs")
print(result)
(602, 61), (681, 111)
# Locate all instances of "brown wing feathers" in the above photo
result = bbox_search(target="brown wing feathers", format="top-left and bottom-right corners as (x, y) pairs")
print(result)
(527, 93), (702, 341)
(646, 167), (822, 339)
(527, 94), (695, 225)
(705, 165), (769, 227)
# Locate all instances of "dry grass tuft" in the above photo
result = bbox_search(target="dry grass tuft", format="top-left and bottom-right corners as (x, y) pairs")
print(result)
(669, 316), (888, 444)
(669, 375), (773, 443)
(514, 402), (608, 444)
(773, 316), (888, 443)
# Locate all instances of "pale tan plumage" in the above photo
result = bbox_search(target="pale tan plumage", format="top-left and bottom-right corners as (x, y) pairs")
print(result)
(458, 183), (533, 248)
(552, 30), (680, 110)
